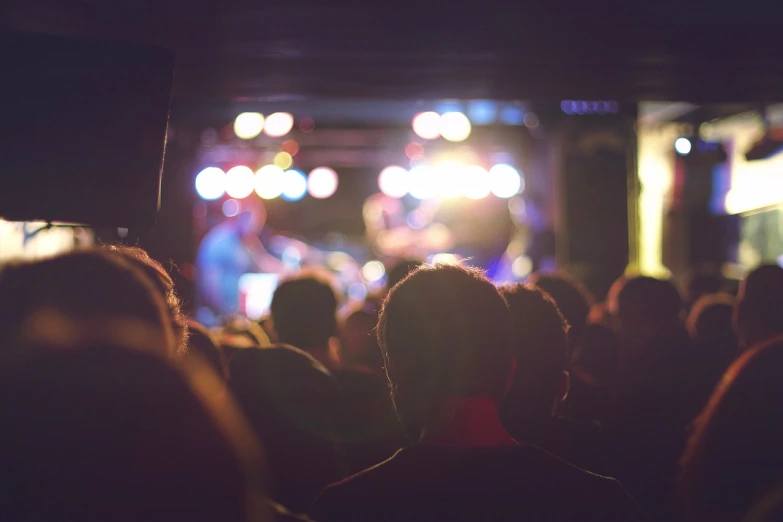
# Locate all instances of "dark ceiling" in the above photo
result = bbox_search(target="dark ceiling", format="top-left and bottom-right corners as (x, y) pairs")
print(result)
(5, 1), (783, 103)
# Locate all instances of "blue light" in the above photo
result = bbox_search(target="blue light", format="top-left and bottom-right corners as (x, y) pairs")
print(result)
(561, 100), (620, 115)
(560, 101), (574, 115)
(500, 106), (525, 126)
(467, 100), (497, 125)
(281, 169), (308, 201)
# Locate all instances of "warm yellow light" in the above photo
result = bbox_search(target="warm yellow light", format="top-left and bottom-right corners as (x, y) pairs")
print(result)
(464, 166), (491, 200)
(361, 260), (386, 282)
(432, 253), (459, 265)
(308, 167), (339, 199)
(234, 113), (265, 140)
(512, 256), (533, 278)
(225, 166), (255, 199)
(412, 112), (441, 140)
(274, 152), (293, 170)
(264, 112), (294, 138)
(435, 162), (467, 199)
(439, 112), (471, 142)
(378, 166), (409, 198)
(254, 165), (285, 199)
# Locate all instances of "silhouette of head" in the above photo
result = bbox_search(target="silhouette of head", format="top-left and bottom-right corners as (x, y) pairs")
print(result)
(377, 263), (513, 440)
(680, 339), (783, 522)
(687, 270), (725, 307)
(271, 274), (338, 352)
(386, 259), (423, 291)
(528, 273), (593, 337)
(570, 323), (620, 386)
(687, 294), (737, 349)
(499, 283), (569, 418)
(735, 265), (783, 349)
(340, 306), (382, 372)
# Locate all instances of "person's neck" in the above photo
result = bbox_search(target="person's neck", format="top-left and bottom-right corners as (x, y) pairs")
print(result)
(304, 344), (333, 369)
(421, 397), (518, 449)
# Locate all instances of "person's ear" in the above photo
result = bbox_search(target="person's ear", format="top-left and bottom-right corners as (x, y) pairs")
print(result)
(557, 370), (570, 402)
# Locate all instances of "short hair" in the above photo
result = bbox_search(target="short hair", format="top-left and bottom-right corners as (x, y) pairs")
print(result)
(105, 245), (188, 354)
(680, 339), (783, 520)
(528, 273), (593, 334)
(735, 265), (783, 349)
(499, 284), (569, 411)
(687, 294), (736, 346)
(616, 276), (682, 326)
(0, 249), (174, 356)
(271, 274), (338, 350)
(386, 259), (423, 290)
(377, 264), (512, 439)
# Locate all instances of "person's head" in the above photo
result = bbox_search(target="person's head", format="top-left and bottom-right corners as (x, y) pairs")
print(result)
(105, 245), (188, 354)
(377, 263), (513, 440)
(610, 276), (683, 358)
(570, 323), (620, 386)
(339, 305), (382, 372)
(735, 265), (783, 349)
(688, 294), (738, 349)
(270, 273), (338, 352)
(0, 249), (174, 357)
(688, 270), (725, 307)
(499, 283), (569, 418)
(386, 259), (423, 291)
(0, 315), (267, 522)
(680, 339), (783, 522)
(528, 272), (593, 337)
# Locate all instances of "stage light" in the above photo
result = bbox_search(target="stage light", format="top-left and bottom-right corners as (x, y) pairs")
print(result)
(195, 167), (226, 200)
(512, 255), (533, 278)
(282, 139), (300, 156)
(222, 199), (241, 217)
(439, 112), (471, 142)
(362, 260), (386, 282)
(299, 117), (315, 133)
(412, 112), (441, 140)
(675, 137), (692, 155)
(435, 162), (467, 199)
(225, 166), (255, 199)
(281, 169), (308, 201)
(405, 142), (425, 160)
(308, 167), (339, 199)
(274, 151), (293, 170)
(408, 165), (439, 200)
(348, 282), (368, 301)
(524, 112), (540, 128)
(407, 209), (429, 230)
(234, 112), (265, 140)
(463, 165), (491, 200)
(255, 165), (285, 199)
(264, 112), (294, 138)
(378, 166), (409, 198)
(489, 164), (522, 198)
(432, 253), (459, 265)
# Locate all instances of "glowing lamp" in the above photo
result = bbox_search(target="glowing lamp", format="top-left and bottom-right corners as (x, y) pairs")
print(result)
(439, 112), (471, 142)
(234, 112), (265, 140)
(264, 112), (294, 138)
(255, 165), (285, 199)
(308, 167), (339, 199)
(224, 166), (255, 199)
(412, 112), (441, 140)
(378, 166), (410, 198)
(195, 167), (226, 200)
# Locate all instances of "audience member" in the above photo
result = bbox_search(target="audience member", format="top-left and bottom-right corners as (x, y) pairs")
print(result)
(270, 273), (339, 368)
(686, 269), (725, 311)
(0, 249), (175, 357)
(228, 345), (347, 512)
(735, 264), (783, 350)
(187, 318), (227, 378)
(680, 339), (783, 522)
(386, 258), (423, 290)
(311, 264), (645, 522)
(687, 293), (740, 395)
(528, 272), (594, 340)
(500, 283), (604, 472)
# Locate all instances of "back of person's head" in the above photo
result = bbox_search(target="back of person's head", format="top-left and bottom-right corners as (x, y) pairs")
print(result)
(680, 338), (783, 522)
(613, 275), (683, 353)
(499, 283), (569, 416)
(735, 265), (783, 349)
(377, 263), (512, 439)
(0, 249), (174, 356)
(187, 319), (227, 378)
(688, 270), (725, 307)
(339, 305), (382, 372)
(0, 314), (268, 522)
(688, 294), (738, 350)
(528, 272), (593, 336)
(105, 245), (188, 354)
(271, 274), (338, 351)
(570, 323), (620, 386)
(386, 259), (423, 291)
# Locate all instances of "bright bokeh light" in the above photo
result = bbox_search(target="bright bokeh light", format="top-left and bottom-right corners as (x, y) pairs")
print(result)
(225, 166), (256, 199)
(362, 260), (386, 282)
(282, 139), (300, 156)
(222, 199), (241, 217)
(408, 165), (439, 200)
(264, 112), (294, 138)
(281, 169), (308, 201)
(255, 165), (285, 199)
(195, 167), (226, 200)
(435, 162), (468, 199)
(378, 166), (410, 198)
(405, 142), (425, 160)
(234, 112), (265, 139)
(489, 164), (523, 198)
(412, 112), (441, 140)
(432, 253), (459, 265)
(675, 137), (692, 155)
(308, 167), (339, 199)
(348, 282), (368, 301)
(439, 112), (472, 142)
(463, 165), (491, 199)
(274, 151), (293, 170)
(512, 255), (533, 278)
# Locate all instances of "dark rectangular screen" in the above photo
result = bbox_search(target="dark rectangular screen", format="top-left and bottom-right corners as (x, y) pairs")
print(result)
(0, 32), (174, 228)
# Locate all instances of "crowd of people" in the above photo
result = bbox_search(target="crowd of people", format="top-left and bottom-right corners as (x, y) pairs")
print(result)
(1, 244), (783, 521)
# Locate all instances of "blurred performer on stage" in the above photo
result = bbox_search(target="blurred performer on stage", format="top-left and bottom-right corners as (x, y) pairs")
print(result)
(195, 202), (285, 326)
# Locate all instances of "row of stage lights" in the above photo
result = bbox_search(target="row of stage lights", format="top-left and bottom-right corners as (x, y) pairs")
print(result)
(196, 165), (338, 201)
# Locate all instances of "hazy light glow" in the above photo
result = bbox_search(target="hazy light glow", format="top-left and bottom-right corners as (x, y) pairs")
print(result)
(378, 166), (410, 198)
(439, 112), (472, 142)
(512, 255), (533, 278)
(222, 199), (241, 217)
(308, 167), (339, 199)
(195, 167), (226, 200)
(675, 137), (692, 155)
(431, 253), (459, 265)
(282, 139), (300, 156)
(255, 165), (285, 199)
(405, 142), (425, 160)
(274, 151), (293, 170)
(408, 165), (439, 200)
(348, 282), (368, 301)
(463, 165), (491, 199)
(281, 169), (308, 201)
(362, 260), (386, 282)
(234, 112), (265, 139)
(264, 112), (294, 138)
(225, 166), (256, 199)
(436, 162), (468, 199)
(412, 112), (441, 140)
(489, 164), (523, 198)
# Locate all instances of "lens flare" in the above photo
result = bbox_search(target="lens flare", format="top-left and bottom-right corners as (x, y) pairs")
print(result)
(225, 166), (255, 199)
(195, 167), (226, 200)
(234, 113), (264, 140)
